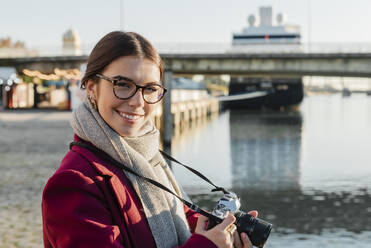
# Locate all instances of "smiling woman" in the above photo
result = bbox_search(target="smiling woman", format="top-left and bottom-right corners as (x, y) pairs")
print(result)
(85, 55), (163, 137)
(41, 31), (255, 248)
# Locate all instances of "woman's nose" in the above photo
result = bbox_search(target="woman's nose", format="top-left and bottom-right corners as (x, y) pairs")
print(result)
(128, 88), (145, 107)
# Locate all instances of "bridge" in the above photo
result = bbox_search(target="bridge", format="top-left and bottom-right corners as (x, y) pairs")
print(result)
(1, 52), (371, 77)
(2, 48), (371, 146)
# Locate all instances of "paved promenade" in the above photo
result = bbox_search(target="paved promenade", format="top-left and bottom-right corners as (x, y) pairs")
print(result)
(0, 110), (73, 248)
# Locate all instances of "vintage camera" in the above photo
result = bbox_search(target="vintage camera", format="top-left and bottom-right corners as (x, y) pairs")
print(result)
(207, 192), (272, 248)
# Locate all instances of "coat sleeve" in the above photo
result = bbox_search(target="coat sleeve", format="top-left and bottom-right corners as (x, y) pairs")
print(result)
(42, 169), (124, 248)
(178, 233), (217, 248)
(181, 206), (217, 248)
(184, 204), (200, 233)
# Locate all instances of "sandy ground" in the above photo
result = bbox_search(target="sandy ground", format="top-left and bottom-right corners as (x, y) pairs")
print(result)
(0, 110), (73, 248)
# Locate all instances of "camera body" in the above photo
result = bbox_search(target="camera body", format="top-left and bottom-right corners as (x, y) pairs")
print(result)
(209, 192), (241, 219)
(207, 192), (272, 248)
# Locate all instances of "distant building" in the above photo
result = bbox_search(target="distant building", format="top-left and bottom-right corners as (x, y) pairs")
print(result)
(0, 38), (38, 57)
(63, 28), (81, 55)
(0, 37), (26, 48)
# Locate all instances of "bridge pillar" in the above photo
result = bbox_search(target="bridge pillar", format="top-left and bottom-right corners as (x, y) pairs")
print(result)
(163, 69), (173, 149)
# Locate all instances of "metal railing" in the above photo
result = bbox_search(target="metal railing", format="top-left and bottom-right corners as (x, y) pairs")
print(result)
(1, 42), (371, 58)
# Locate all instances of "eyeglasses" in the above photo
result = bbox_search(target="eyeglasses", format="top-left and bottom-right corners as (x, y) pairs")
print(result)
(96, 74), (167, 104)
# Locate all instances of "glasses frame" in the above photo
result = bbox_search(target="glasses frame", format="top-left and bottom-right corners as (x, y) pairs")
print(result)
(96, 74), (167, 104)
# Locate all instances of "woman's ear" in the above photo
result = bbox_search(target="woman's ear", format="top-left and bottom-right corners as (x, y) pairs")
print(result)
(85, 79), (98, 99)
(85, 79), (99, 110)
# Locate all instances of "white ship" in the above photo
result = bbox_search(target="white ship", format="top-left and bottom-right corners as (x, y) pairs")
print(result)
(226, 6), (304, 109)
(231, 6), (302, 53)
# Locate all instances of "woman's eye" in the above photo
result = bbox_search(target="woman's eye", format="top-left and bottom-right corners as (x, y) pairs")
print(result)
(146, 86), (159, 92)
(116, 81), (132, 88)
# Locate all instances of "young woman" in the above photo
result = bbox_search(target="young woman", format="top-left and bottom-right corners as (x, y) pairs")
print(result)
(41, 31), (257, 248)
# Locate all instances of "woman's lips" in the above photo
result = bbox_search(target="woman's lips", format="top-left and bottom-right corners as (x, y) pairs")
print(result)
(116, 110), (144, 122)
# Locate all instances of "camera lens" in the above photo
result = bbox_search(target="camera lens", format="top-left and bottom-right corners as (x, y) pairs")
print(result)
(235, 212), (272, 248)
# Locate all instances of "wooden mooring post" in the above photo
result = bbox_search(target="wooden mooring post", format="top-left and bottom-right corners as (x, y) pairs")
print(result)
(156, 70), (220, 150)
(162, 69), (173, 148)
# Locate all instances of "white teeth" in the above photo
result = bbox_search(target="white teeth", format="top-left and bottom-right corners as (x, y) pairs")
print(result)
(118, 112), (142, 120)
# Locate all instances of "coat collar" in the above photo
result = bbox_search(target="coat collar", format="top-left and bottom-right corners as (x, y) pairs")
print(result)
(71, 134), (119, 177)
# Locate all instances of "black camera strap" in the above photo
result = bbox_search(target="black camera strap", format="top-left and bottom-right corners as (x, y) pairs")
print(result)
(69, 142), (224, 222)
(158, 150), (229, 194)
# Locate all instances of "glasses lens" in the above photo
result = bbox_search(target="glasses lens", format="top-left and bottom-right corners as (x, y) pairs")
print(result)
(143, 85), (164, 103)
(114, 80), (136, 99)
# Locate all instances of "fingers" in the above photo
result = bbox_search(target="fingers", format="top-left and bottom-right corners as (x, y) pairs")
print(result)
(233, 229), (243, 248)
(241, 232), (253, 248)
(195, 215), (208, 234)
(248, 210), (258, 218)
(197, 214), (235, 248)
(217, 212), (236, 230)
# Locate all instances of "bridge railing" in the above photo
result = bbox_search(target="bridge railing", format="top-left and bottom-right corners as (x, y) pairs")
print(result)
(1, 42), (371, 58)
(156, 42), (371, 54)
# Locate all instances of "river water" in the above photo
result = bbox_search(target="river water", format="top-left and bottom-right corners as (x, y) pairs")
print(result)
(171, 94), (371, 247)
(0, 94), (369, 247)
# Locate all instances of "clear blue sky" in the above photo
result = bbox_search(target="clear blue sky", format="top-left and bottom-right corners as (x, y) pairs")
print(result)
(2, 0), (371, 48)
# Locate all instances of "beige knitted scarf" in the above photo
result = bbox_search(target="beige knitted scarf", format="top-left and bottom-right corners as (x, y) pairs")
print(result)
(70, 100), (191, 248)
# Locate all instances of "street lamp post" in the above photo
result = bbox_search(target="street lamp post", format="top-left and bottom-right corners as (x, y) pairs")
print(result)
(308, 0), (312, 52)
(120, 0), (124, 31)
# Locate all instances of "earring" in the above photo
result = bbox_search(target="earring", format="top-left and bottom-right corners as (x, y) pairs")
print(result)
(88, 94), (97, 110)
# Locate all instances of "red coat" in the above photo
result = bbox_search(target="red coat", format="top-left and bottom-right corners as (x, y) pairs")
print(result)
(42, 135), (217, 248)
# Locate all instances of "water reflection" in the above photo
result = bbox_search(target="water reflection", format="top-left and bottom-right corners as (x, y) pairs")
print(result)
(171, 95), (371, 245)
(229, 109), (303, 191)
(191, 188), (371, 235)
(172, 113), (218, 148)
(171, 112), (233, 191)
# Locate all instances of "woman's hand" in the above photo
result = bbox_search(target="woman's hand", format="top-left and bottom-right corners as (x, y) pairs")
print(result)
(195, 212), (236, 248)
(232, 210), (258, 248)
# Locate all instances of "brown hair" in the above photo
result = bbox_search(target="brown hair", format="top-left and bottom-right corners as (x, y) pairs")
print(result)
(81, 31), (163, 88)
